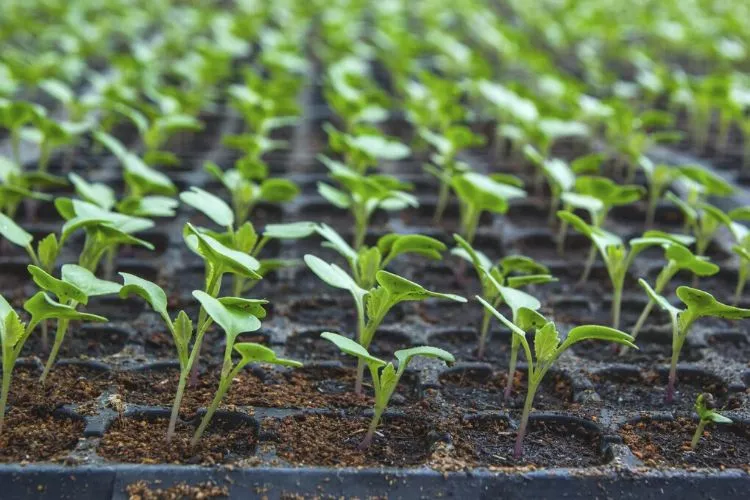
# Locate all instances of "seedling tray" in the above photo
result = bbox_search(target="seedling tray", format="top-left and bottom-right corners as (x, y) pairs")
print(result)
(1, 73), (750, 499)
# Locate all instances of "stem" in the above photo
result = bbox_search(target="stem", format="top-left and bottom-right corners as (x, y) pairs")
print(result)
(477, 309), (492, 359)
(612, 285), (622, 330)
(579, 243), (597, 283)
(547, 191), (560, 227)
(556, 217), (569, 255)
(358, 406), (384, 450)
(11, 131), (20, 165)
(504, 342), (519, 400)
(645, 189), (659, 229)
(667, 325), (683, 404)
(191, 375), (233, 447)
(167, 371), (188, 442)
(0, 362), (12, 435)
(514, 382), (537, 460)
(433, 178), (450, 224)
(40, 319), (69, 385)
(463, 206), (480, 244)
(734, 262), (748, 306)
(40, 320), (49, 353)
(690, 420), (707, 449)
(354, 359), (365, 394)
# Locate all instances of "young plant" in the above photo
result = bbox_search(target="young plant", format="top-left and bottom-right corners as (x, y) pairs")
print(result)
(321, 332), (453, 449)
(691, 393), (732, 450)
(452, 234), (556, 359)
(189, 292), (301, 446)
(305, 255), (465, 393)
(478, 299), (635, 458)
(450, 171), (526, 244)
(667, 194), (731, 260)
(0, 291), (106, 432)
(637, 157), (684, 228)
(317, 158), (417, 248)
(324, 124), (411, 174)
(27, 264), (121, 383)
(629, 244), (719, 341)
(523, 145), (575, 225)
(558, 211), (690, 329)
(0, 157), (59, 218)
(0, 100), (44, 164)
(639, 280), (750, 402)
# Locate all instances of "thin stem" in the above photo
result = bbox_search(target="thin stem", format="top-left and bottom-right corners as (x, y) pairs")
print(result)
(547, 191), (559, 227)
(734, 262), (748, 306)
(556, 217), (569, 255)
(358, 406), (384, 450)
(463, 206), (480, 245)
(666, 325), (684, 404)
(40, 318), (70, 385)
(433, 177), (450, 224)
(504, 341), (519, 400)
(690, 420), (707, 449)
(514, 381), (538, 459)
(579, 243), (597, 284)
(477, 309), (492, 359)
(191, 375), (233, 447)
(0, 359), (12, 434)
(166, 371), (188, 442)
(612, 284), (622, 330)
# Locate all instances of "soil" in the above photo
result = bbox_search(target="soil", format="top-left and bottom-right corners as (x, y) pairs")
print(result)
(0, 411), (83, 463)
(428, 329), (512, 363)
(284, 328), (412, 362)
(21, 325), (129, 359)
(9, 364), (113, 410)
(450, 416), (604, 467)
(620, 417), (750, 469)
(98, 416), (257, 465)
(572, 336), (703, 365)
(707, 332), (750, 365)
(439, 368), (573, 411)
(126, 481), (229, 500)
(267, 413), (432, 467)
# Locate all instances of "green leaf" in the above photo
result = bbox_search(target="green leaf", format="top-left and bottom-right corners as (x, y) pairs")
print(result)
(678, 166), (733, 197)
(377, 234), (446, 262)
(562, 324), (637, 350)
(315, 224), (357, 262)
(263, 222), (316, 240)
(451, 234), (492, 271)
(571, 153), (606, 174)
(120, 196), (179, 218)
(69, 173), (115, 210)
(0, 212), (33, 248)
(23, 292), (106, 327)
(476, 295), (529, 342)
(506, 274), (557, 288)
(665, 245), (719, 276)
(375, 270), (466, 303)
(348, 135), (411, 160)
(61, 265), (121, 297)
(317, 182), (351, 209)
(666, 191), (697, 225)
(394, 346), (455, 369)
(676, 287), (750, 320)
(185, 223), (261, 279)
(561, 192), (603, 215)
(173, 310), (193, 350)
(234, 343), (302, 368)
(27, 265), (88, 304)
(217, 296), (268, 320)
(1, 310), (25, 349)
(304, 254), (365, 295)
(260, 178), (299, 202)
(192, 290), (262, 339)
(534, 322), (561, 362)
(639, 279), (681, 319)
(37, 233), (58, 270)
(575, 176), (644, 206)
(119, 272), (169, 320)
(500, 255), (550, 275)
(451, 172), (526, 214)
(320, 332), (386, 367)
(180, 187), (234, 227)
(0, 295), (12, 322)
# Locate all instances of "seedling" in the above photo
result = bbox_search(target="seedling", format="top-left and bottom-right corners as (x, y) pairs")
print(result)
(667, 194), (731, 264)
(204, 158), (299, 225)
(691, 393), (732, 449)
(27, 264), (120, 383)
(0, 292), (106, 432)
(558, 211), (687, 328)
(629, 244), (719, 342)
(637, 157), (684, 228)
(523, 145), (575, 224)
(180, 185), (316, 294)
(305, 255), (465, 393)
(321, 332), (453, 449)
(478, 299), (635, 458)
(0, 157), (60, 218)
(70, 172), (178, 219)
(317, 158), (417, 248)
(450, 171), (526, 244)
(190, 292), (300, 446)
(0, 99), (44, 164)
(452, 234), (556, 359)
(314, 223), (447, 289)
(639, 280), (750, 402)
(142, 113), (204, 167)
(324, 124), (410, 174)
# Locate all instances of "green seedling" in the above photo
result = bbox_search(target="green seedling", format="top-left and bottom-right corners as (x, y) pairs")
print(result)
(667, 194), (732, 271)
(452, 234), (556, 359)
(637, 157), (684, 228)
(0, 100), (45, 164)
(324, 123), (410, 174)
(314, 223), (447, 289)
(450, 171), (526, 244)
(639, 280), (750, 402)
(420, 125), (485, 223)
(27, 264), (120, 383)
(70, 172), (178, 218)
(24, 114), (87, 173)
(523, 145), (575, 224)
(558, 210), (690, 328)
(691, 393), (732, 449)
(478, 299), (635, 458)
(0, 157), (62, 218)
(305, 255), (465, 393)
(142, 113), (204, 167)
(629, 244), (719, 342)
(204, 158), (299, 226)
(321, 332), (453, 449)
(0, 292), (106, 433)
(190, 292), (301, 446)
(180, 185), (315, 294)
(732, 245), (750, 306)
(317, 158), (417, 248)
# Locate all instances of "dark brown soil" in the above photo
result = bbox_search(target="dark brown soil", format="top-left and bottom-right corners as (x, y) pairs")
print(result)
(572, 337), (702, 365)
(0, 411), (83, 462)
(451, 416), (604, 467)
(98, 416), (257, 465)
(428, 329), (512, 363)
(620, 417), (750, 469)
(10, 364), (112, 409)
(284, 328), (412, 362)
(126, 481), (229, 500)
(439, 368), (572, 411)
(268, 413), (432, 467)
(591, 370), (731, 410)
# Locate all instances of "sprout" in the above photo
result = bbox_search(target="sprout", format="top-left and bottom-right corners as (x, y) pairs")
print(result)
(27, 264), (120, 383)
(190, 292), (300, 446)
(142, 113), (204, 167)
(452, 234), (556, 359)
(637, 157), (684, 228)
(321, 332), (453, 449)
(0, 100), (45, 164)
(558, 211), (685, 328)
(668, 194), (731, 267)
(523, 145), (575, 225)
(0, 157), (59, 218)
(691, 393), (732, 450)
(478, 299), (635, 458)
(450, 171), (526, 244)
(317, 158), (417, 248)
(324, 124), (410, 174)
(305, 255), (465, 393)
(639, 280), (750, 402)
